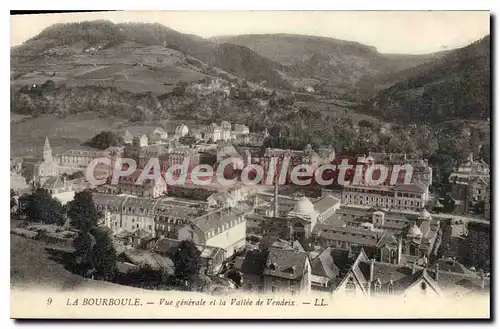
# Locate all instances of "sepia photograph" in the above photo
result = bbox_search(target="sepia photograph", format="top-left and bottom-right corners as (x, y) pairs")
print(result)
(9, 10), (491, 319)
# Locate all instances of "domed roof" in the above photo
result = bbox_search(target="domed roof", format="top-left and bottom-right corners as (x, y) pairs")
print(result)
(420, 208), (431, 219)
(407, 224), (422, 238)
(294, 197), (316, 216)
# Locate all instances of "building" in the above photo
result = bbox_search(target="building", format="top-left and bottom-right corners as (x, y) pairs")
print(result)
(258, 144), (334, 184)
(206, 123), (222, 142)
(334, 250), (442, 297)
(368, 152), (433, 187)
(96, 169), (167, 198)
(148, 128), (169, 145)
(177, 207), (247, 258)
(312, 222), (387, 255)
(220, 121), (232, 141)
(39, 176), (76, 204)
(232, 124), (250, 137)
(246, 191), (341, 241)
(310, 247), (352, 291)
(449, 153), (490, 216)
(57, 147), (111, 169)
(399, 209), (441, 263)
(121, 130), (134, 144)
(94, 193), (210, 239)
(159, 148), (200, 172)
(33, 137), (59, 181)
(154, 238), (225, 275)
(314, 207), (440, 266)
(32, 137), (118, 185)
(175, 124), (189, 138)
(234, 247), (311, 295)
(341, 182), (429, 211)
(333, 249), (489, 297)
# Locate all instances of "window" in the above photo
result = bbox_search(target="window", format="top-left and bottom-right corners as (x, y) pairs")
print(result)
(420, 282), (427, 295)
(388, 282), (394, 294)
(346, 277), (356, 296)
(374, 282), (381, 294)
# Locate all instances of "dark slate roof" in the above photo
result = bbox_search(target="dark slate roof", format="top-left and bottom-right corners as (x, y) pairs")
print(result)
(190, 207), (245, 234)
(41, 176), (65, 190)
(390, 269), (442, 293)
(234, 250), (269, 275)
(393, 182), (427, 193)
(358, 260), (413, 285)
(310, 247), (340, 280)
(264, 248), (309, 280)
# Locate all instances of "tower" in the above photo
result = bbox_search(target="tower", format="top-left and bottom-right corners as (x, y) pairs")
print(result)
(43, 137), (52, 161)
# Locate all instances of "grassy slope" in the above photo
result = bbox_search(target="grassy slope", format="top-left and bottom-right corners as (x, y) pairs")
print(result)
(10, 233), (141, 292)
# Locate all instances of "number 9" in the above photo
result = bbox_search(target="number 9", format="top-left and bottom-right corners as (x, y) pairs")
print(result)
(47, 298), (52, 305)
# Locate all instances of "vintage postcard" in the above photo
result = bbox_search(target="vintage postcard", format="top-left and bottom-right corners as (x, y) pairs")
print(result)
(10, 10), (491, 319)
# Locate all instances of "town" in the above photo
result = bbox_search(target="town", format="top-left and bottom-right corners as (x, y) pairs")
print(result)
(10, 118), (491, 298)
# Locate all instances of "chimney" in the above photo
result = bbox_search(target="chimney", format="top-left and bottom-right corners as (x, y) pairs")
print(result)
(273, 177), (279, 217)
(397, 236), (403, 265)
(369, 259), (375, 282)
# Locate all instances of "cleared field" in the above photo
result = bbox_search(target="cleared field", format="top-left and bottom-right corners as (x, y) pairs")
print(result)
(12, 42), (207, 95)
(10, 112), (129, 157)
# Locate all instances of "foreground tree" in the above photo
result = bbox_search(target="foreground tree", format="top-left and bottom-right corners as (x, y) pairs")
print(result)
(172, 240), (201, 285)
(67, 190), (100, 231)
(72, 227), (117, 281)
(17, 188), (65, 225)
(91, 227), (118, 280)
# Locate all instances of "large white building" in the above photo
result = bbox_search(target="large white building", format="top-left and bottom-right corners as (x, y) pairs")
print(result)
(341, 182), (429, 211)
(93, 193), (247, 259)
(178, 207), (247, 258)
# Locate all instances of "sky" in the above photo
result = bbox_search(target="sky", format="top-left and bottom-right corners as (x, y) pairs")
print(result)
(10, 11), (490, 54)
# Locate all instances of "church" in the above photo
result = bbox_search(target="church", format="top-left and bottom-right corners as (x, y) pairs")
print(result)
(33, 137), (59, 182)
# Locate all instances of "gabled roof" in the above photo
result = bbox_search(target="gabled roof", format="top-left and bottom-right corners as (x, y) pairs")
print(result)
(391, 268), (443, 295)
(313, 194), (341, 214)
(41, 176), (65, 190)
(393, 182), (427, 193)
(263, 248), (309, 280)
(310, 247), (340, 280)
(234, 250), (269, 275)
(334, 249), (370, 294)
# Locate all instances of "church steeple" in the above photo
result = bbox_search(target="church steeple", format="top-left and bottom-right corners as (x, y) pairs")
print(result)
(43, 136), (52, 161)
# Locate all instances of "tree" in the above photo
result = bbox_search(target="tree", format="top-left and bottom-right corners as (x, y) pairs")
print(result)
(72, 231), (96, 276)
(172, 240), (201, 283)
(227, 269), (242, 287)
(473, 200), (485, 214)
(10, 189), (17, 214)
(83, 131), (124, 149)
(17, 188), (65, 225)
(67, 190), (100, 232)
(357, 119), (375, 129)
(72, 227), (117, 281)
(91, 227), (118, 280)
